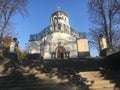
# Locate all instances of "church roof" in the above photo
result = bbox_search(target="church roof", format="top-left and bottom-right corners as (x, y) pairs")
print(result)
(51, 11), (68, 17)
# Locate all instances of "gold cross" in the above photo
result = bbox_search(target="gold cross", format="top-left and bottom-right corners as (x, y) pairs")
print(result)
(57, 6), (60, 11)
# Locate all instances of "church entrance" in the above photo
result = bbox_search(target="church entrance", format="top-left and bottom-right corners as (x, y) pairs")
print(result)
(56, 46), (66, 59)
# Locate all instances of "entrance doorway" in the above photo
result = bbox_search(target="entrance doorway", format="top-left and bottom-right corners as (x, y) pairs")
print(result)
(56, 46), (66, 59)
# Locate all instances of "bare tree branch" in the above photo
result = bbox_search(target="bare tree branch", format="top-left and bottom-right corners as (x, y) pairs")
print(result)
(88, 0), (120, 51)
(0, 0), (28, 39)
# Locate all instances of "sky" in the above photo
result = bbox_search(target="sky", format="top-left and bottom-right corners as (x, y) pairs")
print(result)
(12, 0), (99, 56)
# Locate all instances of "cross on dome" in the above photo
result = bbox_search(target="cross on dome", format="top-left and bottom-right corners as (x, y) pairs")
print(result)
(57, 6), (60, 11)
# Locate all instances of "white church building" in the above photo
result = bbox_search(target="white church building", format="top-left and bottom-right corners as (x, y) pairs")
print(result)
(28, 10), (90, 59)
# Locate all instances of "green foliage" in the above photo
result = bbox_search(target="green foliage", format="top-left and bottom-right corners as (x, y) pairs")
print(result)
(2, 36), (12, 57)
(17, 49), (28, 61)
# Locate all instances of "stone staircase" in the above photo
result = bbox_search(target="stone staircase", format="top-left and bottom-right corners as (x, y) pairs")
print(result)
(0, 75), (75, 90)
(0, 58), (119, 90)
(79, 71), (115, 90)
(0, 59), (87, 90)
(0, 65), (80, 90)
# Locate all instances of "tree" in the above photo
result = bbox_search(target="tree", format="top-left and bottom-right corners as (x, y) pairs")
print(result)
(88, 0), (120, 50)
(0, 0), (28, 56)
(0, 0), (28, 39)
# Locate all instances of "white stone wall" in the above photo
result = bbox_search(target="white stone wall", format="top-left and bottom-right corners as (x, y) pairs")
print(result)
(69, 43), (78, 58)
(10, 42), (15, 53)
(42, 32), (78, 59)
(99, 37), (107, 50)
(29, 41), (40, 54)
(10, 41), (18, 54)
(77, 39), (89, 52)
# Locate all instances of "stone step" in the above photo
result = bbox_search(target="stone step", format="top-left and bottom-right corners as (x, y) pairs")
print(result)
(85, 80), (110, 84)
(89, 83), (115, 88)
(0, 79), (54, 84)
(81, 76), (105, 81)
(0, 80), (57, 87)
(0, 86), (77, 90)
(85, 80), (115, 87)
(0, 76), (40, 81)
(79, 71), (103, 79)
(79, 71), (101, 75)
(79, 71), (115, 90)
(89, 87), (114, 90)
(92, 80), (111, 84)
(0, 82), (63, 89)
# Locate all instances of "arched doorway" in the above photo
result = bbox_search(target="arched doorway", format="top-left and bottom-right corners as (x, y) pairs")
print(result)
(56, 46), (66, 59)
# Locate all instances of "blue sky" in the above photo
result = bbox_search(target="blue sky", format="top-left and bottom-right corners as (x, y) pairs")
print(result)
(12, 0), (99, 56)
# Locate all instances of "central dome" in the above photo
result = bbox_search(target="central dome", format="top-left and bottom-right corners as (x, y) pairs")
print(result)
(51, 11), (68, 17)
(50, 10), (69, 25)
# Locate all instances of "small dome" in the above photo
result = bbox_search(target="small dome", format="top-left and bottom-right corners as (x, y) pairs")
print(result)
(51, 11), (68, 18)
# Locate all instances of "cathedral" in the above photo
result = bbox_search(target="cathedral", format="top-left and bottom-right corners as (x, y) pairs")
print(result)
(28, 10), (90, 59)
